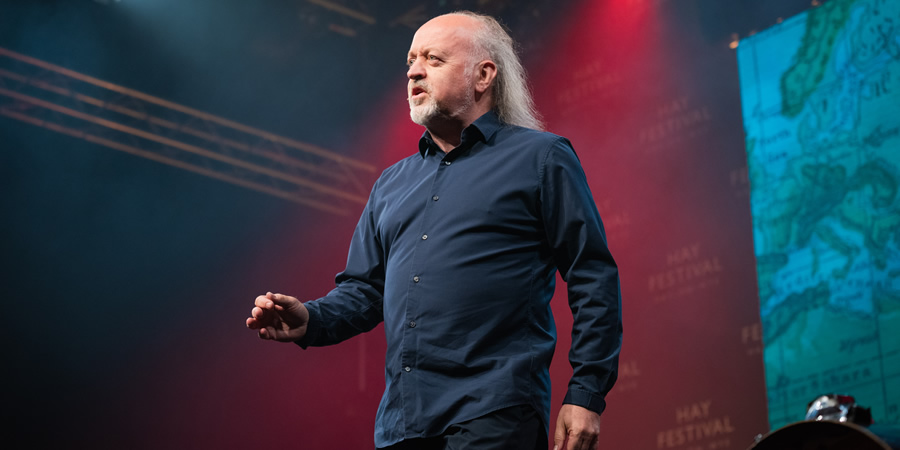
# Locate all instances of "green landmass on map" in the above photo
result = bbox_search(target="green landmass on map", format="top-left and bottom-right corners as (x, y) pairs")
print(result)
(779, 0), (858, 118)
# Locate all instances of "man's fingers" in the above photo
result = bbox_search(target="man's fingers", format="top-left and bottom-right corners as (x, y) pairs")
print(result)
(264, 325), (279, 339)
(566, 427), (600, 450)
(255, 295), (274, 309)
(267, 292), (299, 310)
(553, 416), (566, 450)
(566, 432), (590, 450)
(567, 428), (600, 450)
(249, 294), (282, 330)
(247, 306), (274, 329)
(249, 292), (307, 342)
(255, 292), (298, 314)
(258, 326), (274, 339)
(565, 433), (577, 450)
(556, 405), (601, 450)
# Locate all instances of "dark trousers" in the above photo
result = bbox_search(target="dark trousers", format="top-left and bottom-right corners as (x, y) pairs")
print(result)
(378, 404), (547, 450)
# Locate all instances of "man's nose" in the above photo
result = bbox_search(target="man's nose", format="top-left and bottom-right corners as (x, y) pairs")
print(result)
(407, 58), (425, 80)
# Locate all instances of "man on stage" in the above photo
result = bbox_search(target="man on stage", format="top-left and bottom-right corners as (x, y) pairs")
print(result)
(246, 11), (622, 450)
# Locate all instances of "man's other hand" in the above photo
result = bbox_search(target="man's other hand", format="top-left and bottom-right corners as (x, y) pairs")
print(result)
(245, 292), (309, 342)
(554, 404), (601, 450)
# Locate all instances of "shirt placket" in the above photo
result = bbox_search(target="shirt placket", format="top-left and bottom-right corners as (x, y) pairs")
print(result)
(399, 150), (452, 434)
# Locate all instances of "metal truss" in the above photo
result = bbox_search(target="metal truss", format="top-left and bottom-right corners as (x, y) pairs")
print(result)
(0, 47), (376, 216)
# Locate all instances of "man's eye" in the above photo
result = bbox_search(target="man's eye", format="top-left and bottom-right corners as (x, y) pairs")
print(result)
(429, 55), (438, 60)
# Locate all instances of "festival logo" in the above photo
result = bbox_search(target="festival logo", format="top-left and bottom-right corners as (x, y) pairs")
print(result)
(741, 322), (763, 358)
(647, 242), (724, 303)
(656, 400), (736, 450)
(637, 96), (714, 152)
(555, 60), (623, 119)
(596, 198), (634, 242)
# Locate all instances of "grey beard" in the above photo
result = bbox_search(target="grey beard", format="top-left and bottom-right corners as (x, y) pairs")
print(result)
(409, 93), (475, 127)
(409, 97), (440, 126)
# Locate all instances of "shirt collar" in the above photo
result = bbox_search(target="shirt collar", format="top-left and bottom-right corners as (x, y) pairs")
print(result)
(417, 111), (503, 158)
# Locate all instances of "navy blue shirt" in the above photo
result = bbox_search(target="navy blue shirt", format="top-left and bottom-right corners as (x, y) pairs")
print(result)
(298, 111), (622, 447)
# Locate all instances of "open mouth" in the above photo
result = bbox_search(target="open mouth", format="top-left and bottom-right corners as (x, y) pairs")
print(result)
(410, 86), (426, 99)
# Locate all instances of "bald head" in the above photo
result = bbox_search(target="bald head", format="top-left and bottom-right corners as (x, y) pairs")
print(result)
(414, 14), (488, 61)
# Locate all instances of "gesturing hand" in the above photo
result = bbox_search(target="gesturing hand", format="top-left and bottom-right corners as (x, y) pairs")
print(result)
(245, 292), (310, 342)
(554, 404), (601, 450)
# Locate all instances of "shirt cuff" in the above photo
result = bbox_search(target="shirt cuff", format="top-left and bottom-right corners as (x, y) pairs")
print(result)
(294, 301), (321, 349)
(563, 388), (607, 416)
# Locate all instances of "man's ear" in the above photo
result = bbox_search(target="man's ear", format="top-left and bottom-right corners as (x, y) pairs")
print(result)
(474, 60), (498, 94)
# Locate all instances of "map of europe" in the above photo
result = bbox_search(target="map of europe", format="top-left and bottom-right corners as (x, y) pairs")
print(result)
(737, 0), (900, 430)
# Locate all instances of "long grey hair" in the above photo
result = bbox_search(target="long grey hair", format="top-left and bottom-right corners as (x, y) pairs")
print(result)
(453, 11), (544, 130)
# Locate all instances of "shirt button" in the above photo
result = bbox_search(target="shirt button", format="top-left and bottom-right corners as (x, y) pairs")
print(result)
(422, 234), (428, 240)
(413, 276), (420, 283)
(409, 321), (416, 328)
(432, 195), (439, 201)
(443, 161), (451, 166)
(404, 366), (412, 372)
